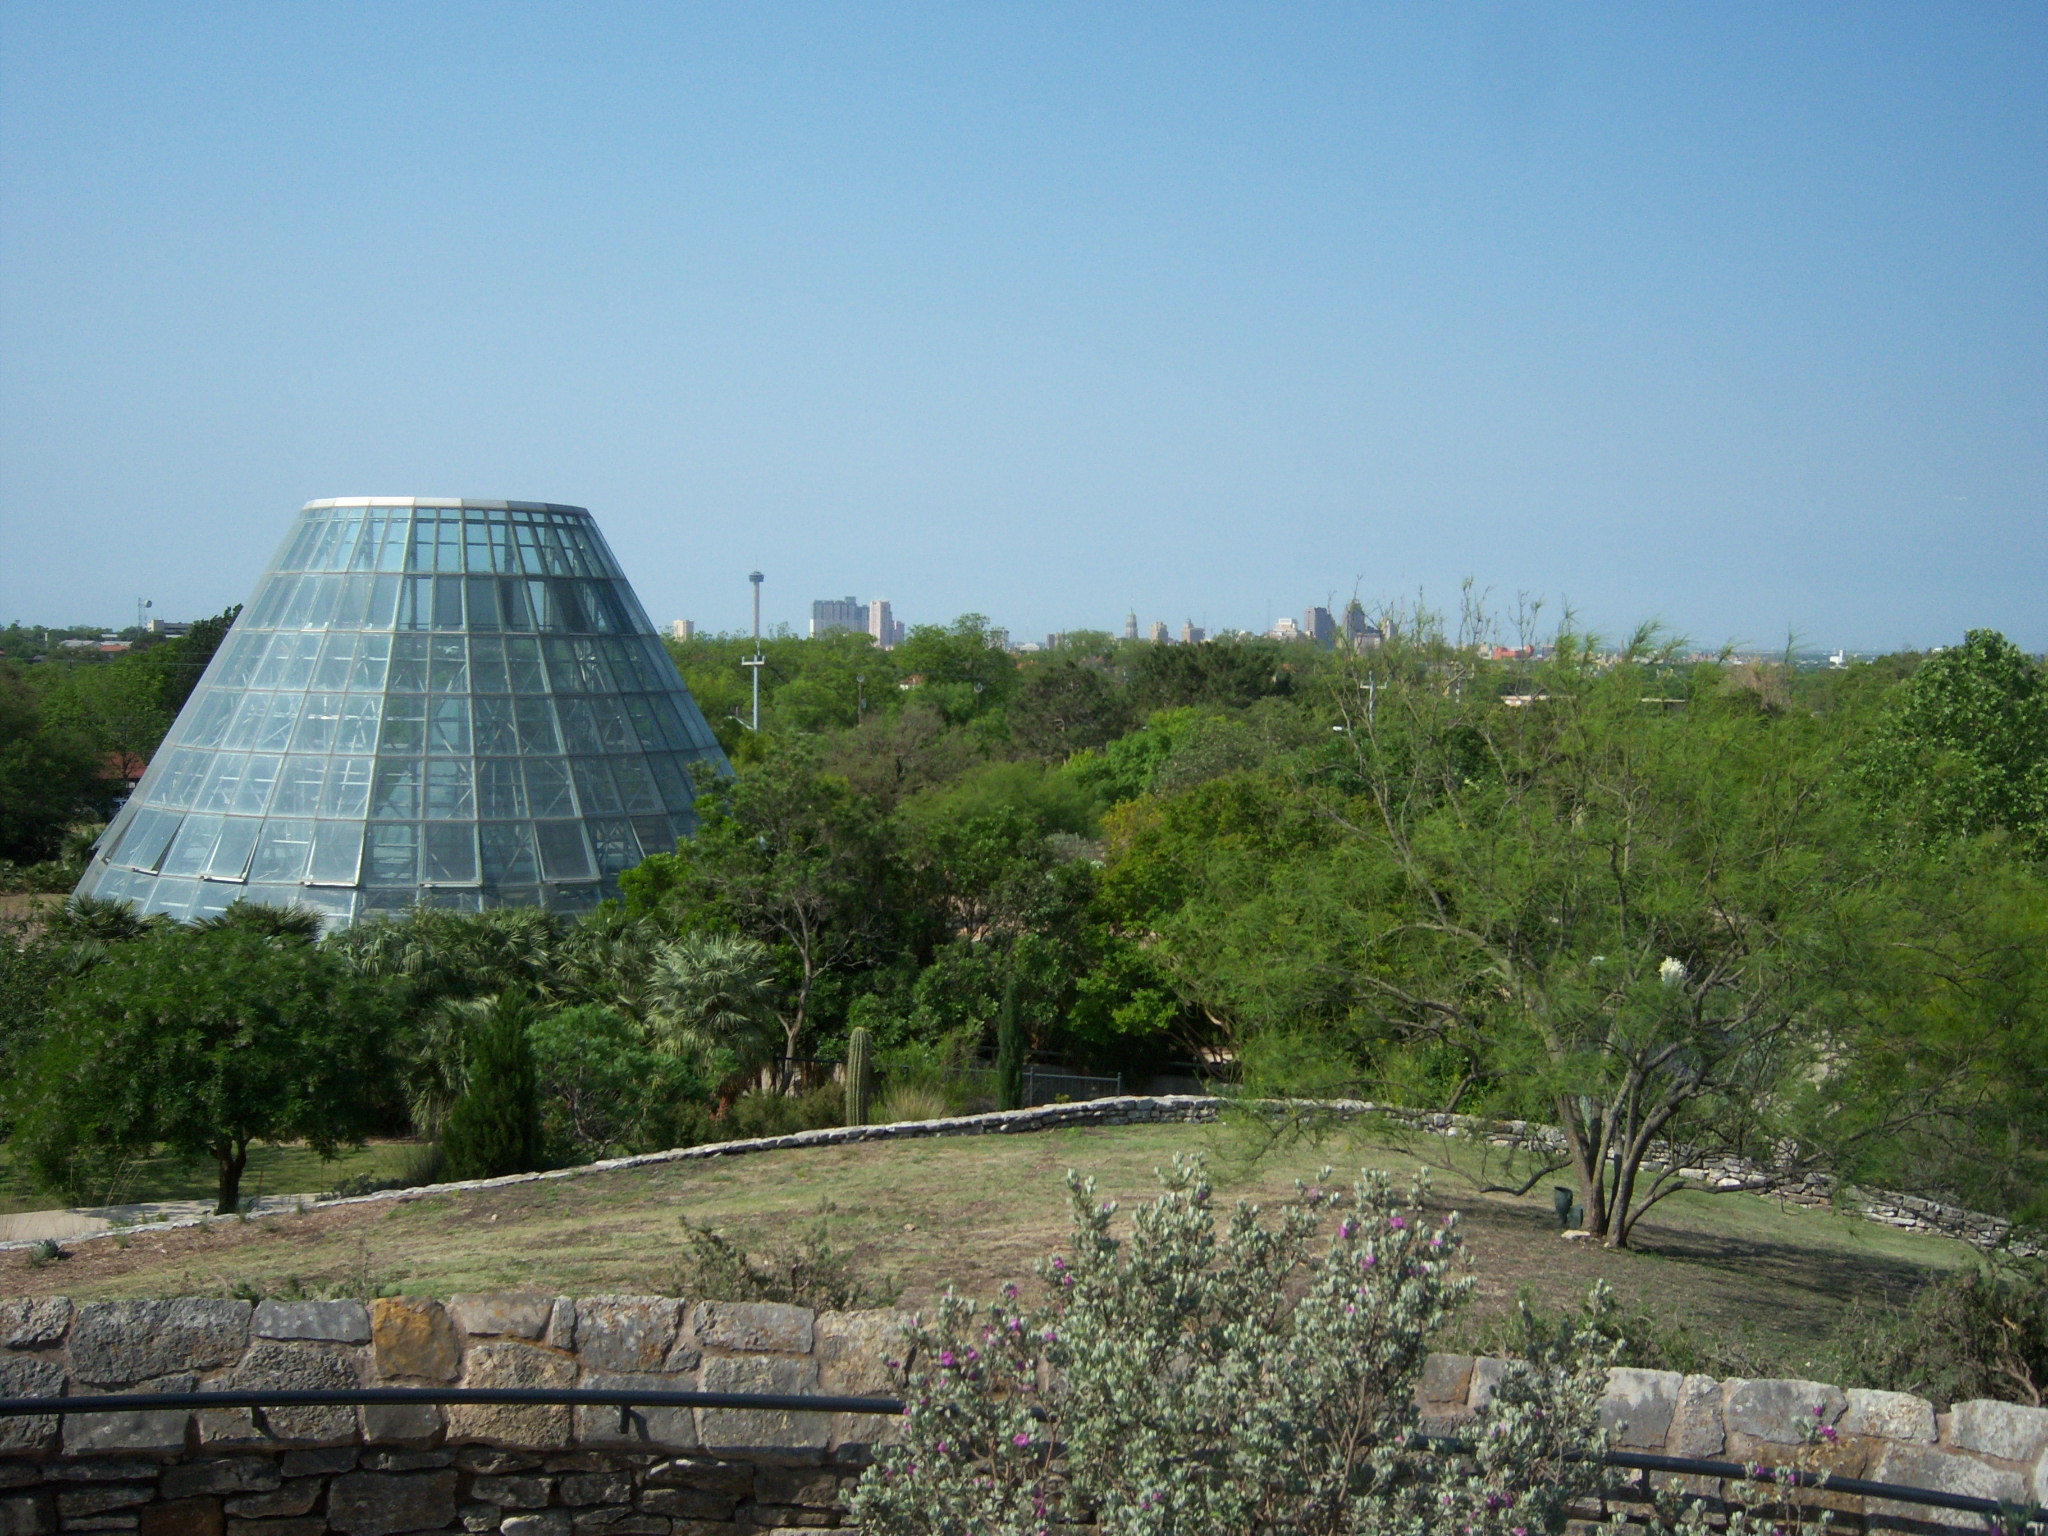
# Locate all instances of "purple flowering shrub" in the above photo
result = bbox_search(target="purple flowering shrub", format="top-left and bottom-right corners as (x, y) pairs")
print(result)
(847, 1154), (1621, 1535)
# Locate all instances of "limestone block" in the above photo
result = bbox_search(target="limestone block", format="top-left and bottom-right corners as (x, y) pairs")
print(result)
(1867, 1443), (2028, 1529)
(2036, 1439), (2048, 1505)
(499, 1513), (571, 1536)
(0, 1493), (53, 1536)
(368, 1299), (458, 1384)
(55, 1516), (136, 1533)
(645, 1462), (754, 1496)
(1947, 1399), (2048, 1463)
(569, 1514), (663, 1536)
(754, 1469), (839, 1507)
(56, 1489), (154, 1519)
(221, 1342), (361, 1445)
(62, 1402), (191, 1456)
(688, 1303), (812, 1357)
(324, 1472), (459, 1536)
(469, 1478), (552, 1510)
(1841, 1387), (1937, 1445)
(224, 1520), (324, 1536)
(0, 1299), (72, 1349)
(69, 1301), (251, 1387)
(558, 1475), (632, 1508)
(574, 1300), (681, 1374)
(1599, 1368), (1683, 1450)
(136, 1505), (222, 1536)
(455, 1451), (541, 1476)
(1670, 1376), (1725, 1457)
(449, 1296), (552, 1342)
(52, 1464), (169, 1486)
(0, 1472), (36, 1494)
(460, 1503), (505, 1532)
(359, 1403), (443, 1446)
(545, 1302), (576, 1352)
(1466, 1357), (1510, 1411)
(636, 1491), (733, 1521)
(814, 1312), (909, 1398)
(221, 1486), (319, 1520)
(696, 1355), (827, 1460)
(575, 1373), (698, 1453)
(1723, 1378), (1847, 1444)
(358, 1450), (450, 1472)
(160, 1463), (279, 1500)
(278, 1450), (355, 1479)
(1416, 1353), (1473, 1408)
(446, 1342), (576, 1449)
(252, 1301), (369, 1346)
(0, 1355), (65, 1452)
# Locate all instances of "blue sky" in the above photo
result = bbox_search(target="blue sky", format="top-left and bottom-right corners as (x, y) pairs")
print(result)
(2, 3), (2042, 650)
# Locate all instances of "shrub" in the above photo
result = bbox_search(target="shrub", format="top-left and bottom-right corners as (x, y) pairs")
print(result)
(724, 1083), (844, 1140)
(1820, 1256), (2047, 1407)
(875, 1084), (953, 1124)
(441, 992), (543, 1180)
(672, 1206), (899, 1312)
(847, 1155), (1620, 1536)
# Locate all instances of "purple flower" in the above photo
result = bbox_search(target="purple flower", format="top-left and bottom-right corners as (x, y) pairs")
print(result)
(1389, 1214), (1406, 1231)
(1013, 1432), (1031, 1446)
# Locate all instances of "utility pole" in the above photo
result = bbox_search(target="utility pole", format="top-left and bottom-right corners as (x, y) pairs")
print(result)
(743, 571), (765, 733)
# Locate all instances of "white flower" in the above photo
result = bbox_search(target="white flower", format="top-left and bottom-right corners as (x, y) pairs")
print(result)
(1658, 956), (1687, 988)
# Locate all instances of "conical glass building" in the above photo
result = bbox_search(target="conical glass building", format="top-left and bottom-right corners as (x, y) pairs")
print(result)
(74, 498), (729, 926)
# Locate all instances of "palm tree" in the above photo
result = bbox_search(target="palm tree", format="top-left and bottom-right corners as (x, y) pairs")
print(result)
(645, 932), (780, 1103)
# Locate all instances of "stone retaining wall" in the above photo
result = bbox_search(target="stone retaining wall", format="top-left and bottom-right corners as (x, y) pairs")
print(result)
(4, 1294), (2047, 1533)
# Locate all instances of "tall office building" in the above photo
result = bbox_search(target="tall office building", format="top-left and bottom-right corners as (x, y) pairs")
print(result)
(1124, 611), (1139, 641)
(867, 599), (896, 650)
(1342, 600), (1384, 651)
(1181, 621), (1205, 645)
(72, 498), (729, 927)
(1149, 620), (1171, 643)
(670, 620), (696, 642)
(1305, 606), (1336, 648)
(810, 596), (865, 637)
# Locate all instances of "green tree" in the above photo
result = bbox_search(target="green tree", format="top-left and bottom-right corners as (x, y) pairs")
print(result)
(1861, 629), (2048, 854)
(645, 931), (782, 1097)
(995, 973), (1025, 1110)
(441, 991), (544, 1180)
(9, 927), (398, 1211)
(0, 664), (110, 863)
(527, 1003), (707, 1160)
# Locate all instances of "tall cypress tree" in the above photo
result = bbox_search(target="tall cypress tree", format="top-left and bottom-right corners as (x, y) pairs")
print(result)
(442, 991), (543, 1180)
(996, 975), (1026, 1112)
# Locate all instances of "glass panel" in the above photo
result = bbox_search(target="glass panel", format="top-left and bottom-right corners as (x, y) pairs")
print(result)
(588, 818), (638, 875)
(545, 883), (602, 916)
(294, 693), (344, 752)
(296, 888), (358, 923)
(481, 821), (540, 883)
(307, 821), (365, 885)
(280, 632), (322, 689)
(278, 573), (319, 630)
(523, 757), (575, 817)
(244, 574), (294, 629)
(249, 819), (314, 884)
(534, 820), (594, 881)
(466, 576), (501, 631)
(649, 754), (696, 814)
(432, 574), (464, 629)
(427, 696), (471, 755)
(472, 696), (518, 754)
(349, 632), (392, 691)
(142, 876), (200, 920)
(423, 823), (479, 884)
(161, 814), (225, 877)
(274, 755), (327, 815)
(477, 758), (526, 817)
(154, 747), (211, 808)
(528, 578), (558, 629)
(314, 634), (358, 690)
(211, 630), (264, 689)
(233, 754), (282, 814)
(506, 636), (548, 692)
(196, 754), (250, 812)
(470, 636), (509, 693)
(428, 637), (469, 692)
(349, 512), (386, 570)
(321, 756), (374, 817)
(206, 816), (262, 880)
(398, 575), (432, 629)
(250, 632), (296, 687)
(631, 815), (678, 859)
(594, 700), (634, 752)
(223, 691), (274, 750)
(489, 520), (521, 575)
(499, 576), (534, 631)
(378, 512), (411, 570)
(435, 519), (462, 573)
(331, 572), (375, 629)
(252, 693), (300, 752)
(572, 758), (623, 814)
(611, 754), (663, 815)
(558, 699), (604, 754)
(514, 696), (561, 753)
(406, 518), (434, 572)
(336, 695), (382, 752)
(372, 759), (423, 819)
(386, 634), (428, 692)
(367, 572), (402, 627)
(379, 696), (426, 754)
(188, 883), (241, 921)
(113, 808), (182, 872)
(367, 823), (419, 884)
(424, 758), (475, 819)
(304, 572), (340, 629)
(181, 689), (238, 749)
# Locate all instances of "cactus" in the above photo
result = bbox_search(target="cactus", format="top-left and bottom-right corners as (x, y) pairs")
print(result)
(845, 1025), (873, 1126)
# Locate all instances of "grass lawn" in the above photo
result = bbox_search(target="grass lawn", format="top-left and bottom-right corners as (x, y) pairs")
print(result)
(1, 1116), (1974, 1378)
(0, 1140), (428, 1217)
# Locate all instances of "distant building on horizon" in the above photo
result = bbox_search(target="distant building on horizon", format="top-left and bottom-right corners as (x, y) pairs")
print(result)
(1181, 621), (1205, 644)
(866, 599), (902, 649)
(1149, 620), (1171, 644)
(1343, 600), (1384, 652)
(1268, 616), (1304, 641)
(670, 619), (696, 641)
(1305, 606), (1336, 647)
(811, 596), (865, 637)
(1124, 611), (1138, 641)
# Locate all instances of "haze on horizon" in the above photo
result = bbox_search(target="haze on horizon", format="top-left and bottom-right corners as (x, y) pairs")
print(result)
(1, 3), (2042, 652)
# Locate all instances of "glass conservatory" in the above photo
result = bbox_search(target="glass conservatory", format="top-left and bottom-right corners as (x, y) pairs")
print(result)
(73, 498), (730, 926)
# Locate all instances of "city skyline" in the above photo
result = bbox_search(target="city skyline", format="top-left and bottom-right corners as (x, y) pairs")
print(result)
(2, 6), (2042, 650)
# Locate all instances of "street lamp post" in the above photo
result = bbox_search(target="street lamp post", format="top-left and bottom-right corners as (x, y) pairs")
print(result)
(743, 572), (765, 733)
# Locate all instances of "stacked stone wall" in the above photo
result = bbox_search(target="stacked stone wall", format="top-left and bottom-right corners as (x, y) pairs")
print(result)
(4, 1294), (2047, 1533)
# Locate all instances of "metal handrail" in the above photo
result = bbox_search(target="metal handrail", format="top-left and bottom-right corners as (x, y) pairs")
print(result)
(0, 1389), (2040, 1524)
